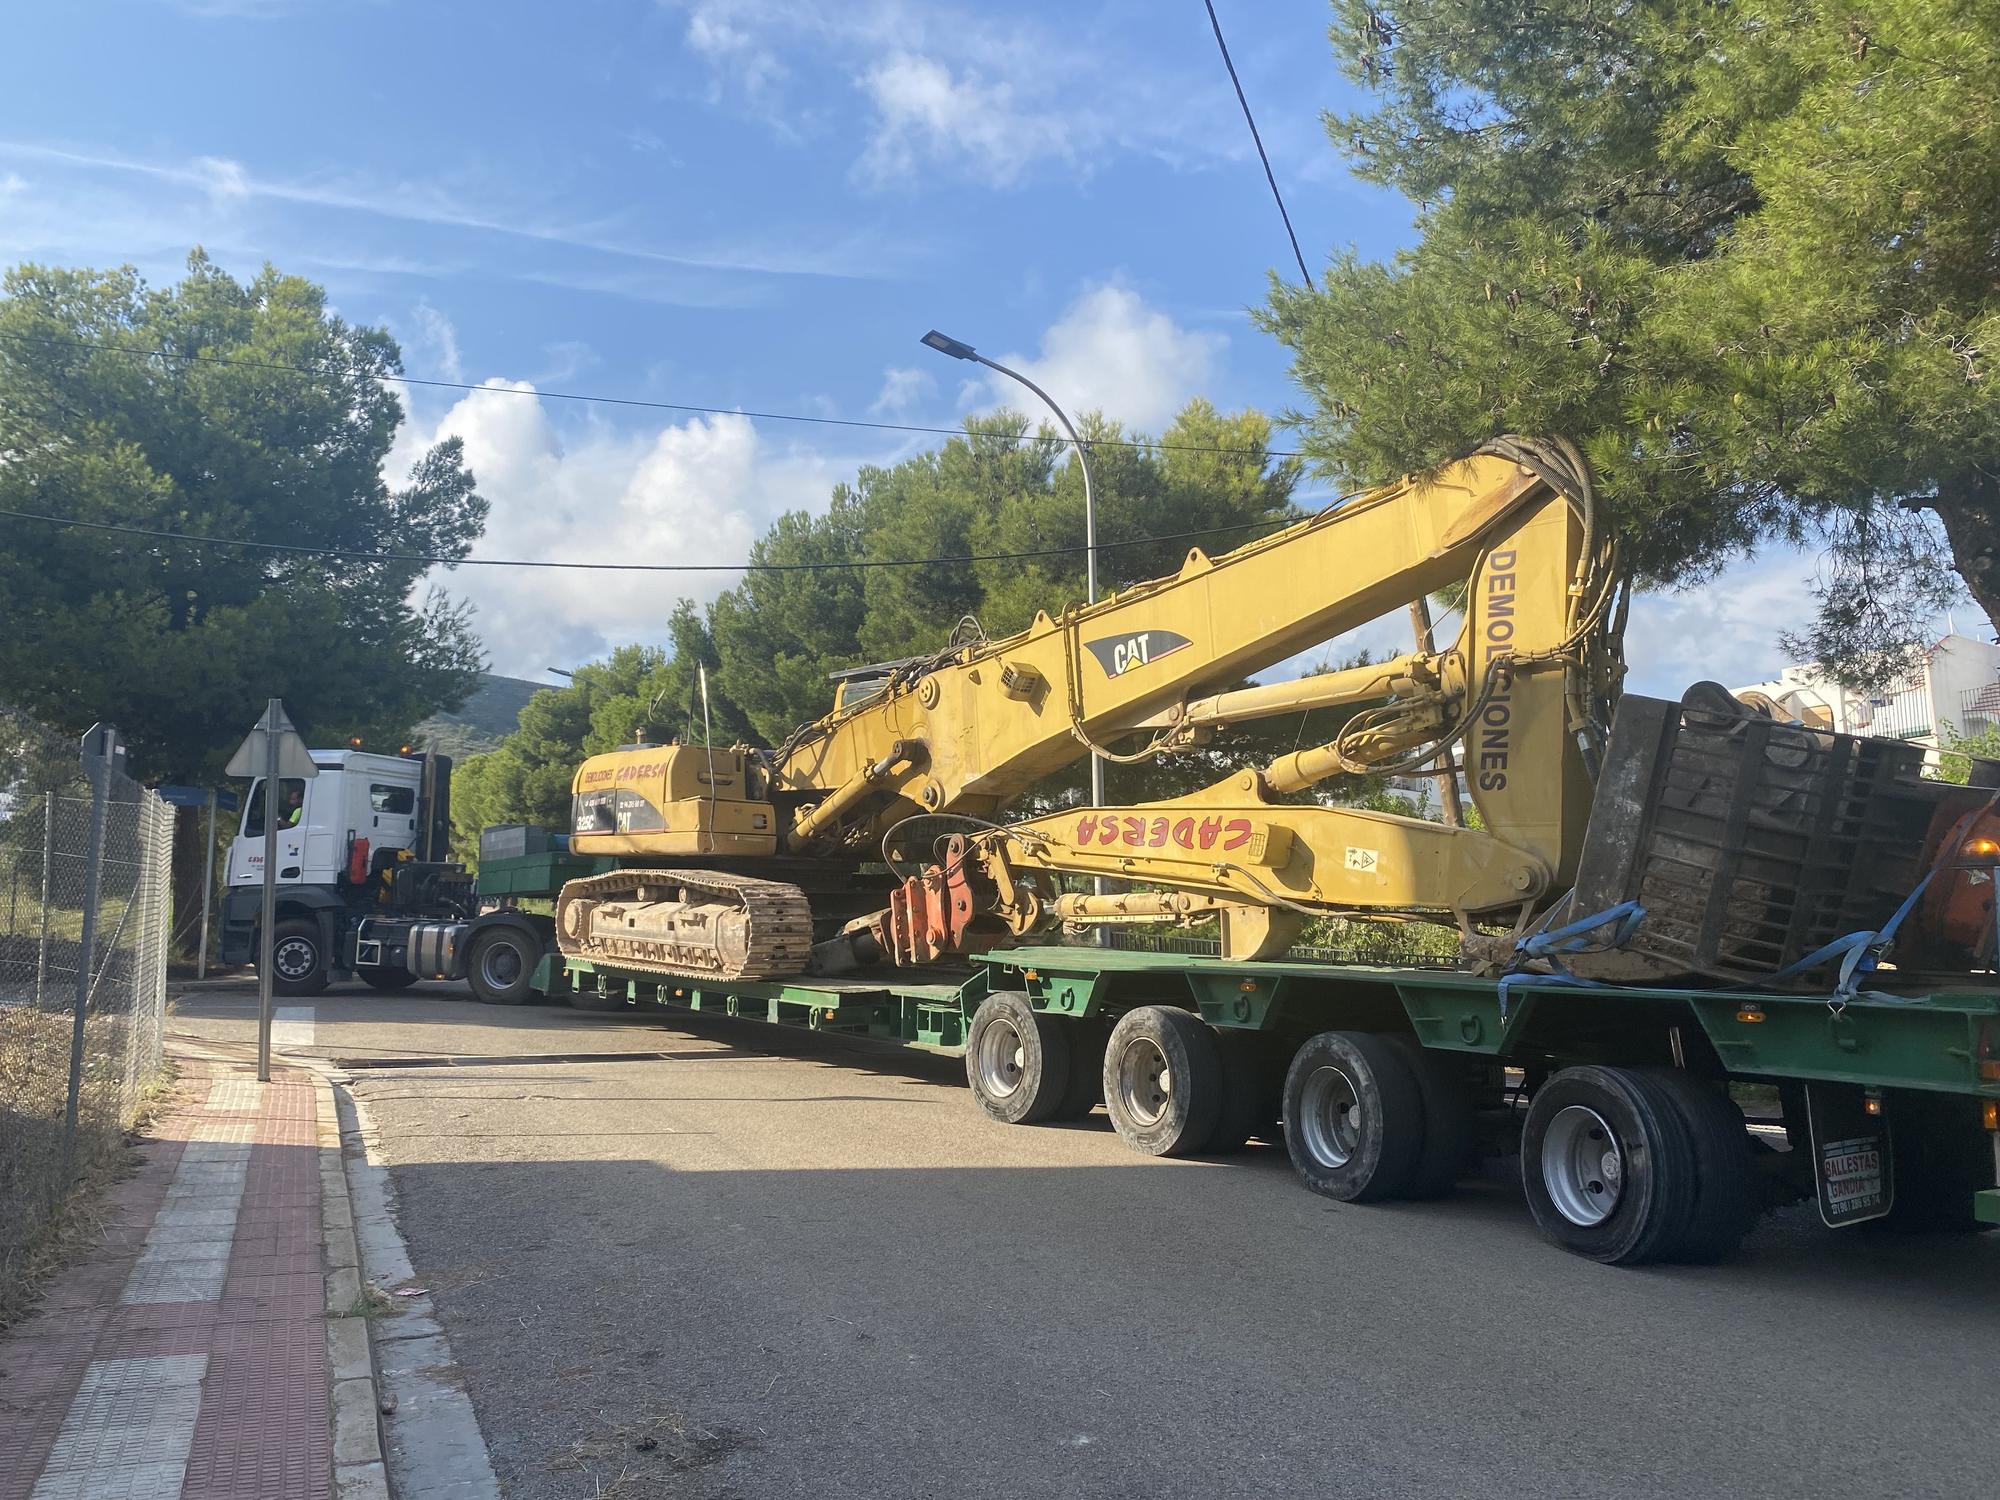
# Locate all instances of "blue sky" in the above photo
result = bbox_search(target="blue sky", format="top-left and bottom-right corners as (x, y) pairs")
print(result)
(1, 0), (1831, 691)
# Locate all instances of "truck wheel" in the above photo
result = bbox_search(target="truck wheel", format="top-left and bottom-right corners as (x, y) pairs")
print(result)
(1101, 1006), (1221, 1157)
(1873, 1090), (1998, 1233)
(1649, 1070), (1758, 1262)
(1051, 1019), (1108, 1121)
(358, 967), (417, 993)
(1283, 1031), (1424, 1201)
(467, 928), (538, 1005)
(965, 992), (1072, 1125)
(1521, 1065), (1696, 1265)
(267, 918), (329, 997)
(1388, 1036), (1476, 1199)
(1208, 1030), (1282, 1154)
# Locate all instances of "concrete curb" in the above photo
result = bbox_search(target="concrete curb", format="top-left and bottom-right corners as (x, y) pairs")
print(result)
(312, 1069), (392, 1500)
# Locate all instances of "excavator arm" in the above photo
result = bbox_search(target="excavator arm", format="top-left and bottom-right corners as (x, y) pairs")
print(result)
(863, 439), (1625, 963)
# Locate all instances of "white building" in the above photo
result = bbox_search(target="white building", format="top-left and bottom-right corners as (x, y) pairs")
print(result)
(1733, 632), (2000, 758)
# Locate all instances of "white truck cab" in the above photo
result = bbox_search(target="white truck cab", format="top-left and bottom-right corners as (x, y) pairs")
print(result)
(224, 750), (425, 889)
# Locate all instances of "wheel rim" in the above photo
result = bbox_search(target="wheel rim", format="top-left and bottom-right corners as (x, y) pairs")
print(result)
(1542, 1104), (1624, 1226)
(479, 940), (523, 990)
(1114, 1036), (1173, 1127)
(974, 1017), (1027, 1099)
(273, 936), (316, 980)
(1298, 1064), (1364, 1168)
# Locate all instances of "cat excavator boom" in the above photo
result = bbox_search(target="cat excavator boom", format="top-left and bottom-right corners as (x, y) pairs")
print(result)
(554, 437), (1625, 979)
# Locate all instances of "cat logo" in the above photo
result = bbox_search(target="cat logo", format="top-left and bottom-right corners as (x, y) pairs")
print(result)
(1083, 629), (1193, 678)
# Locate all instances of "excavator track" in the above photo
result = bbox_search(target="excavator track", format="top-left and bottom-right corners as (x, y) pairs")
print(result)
(554, 868), (814, 983)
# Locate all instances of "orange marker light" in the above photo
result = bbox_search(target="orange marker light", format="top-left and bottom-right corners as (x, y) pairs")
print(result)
(1735, 1006), (1767, 1023)
(1983, 1099), (1999, 1132)
(1864, 1096), (1884, 1117)
(1963, 836), (2000, 861)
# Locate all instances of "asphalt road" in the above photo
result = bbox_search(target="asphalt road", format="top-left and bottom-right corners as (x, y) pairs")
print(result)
(172, 980), (1999, 1500)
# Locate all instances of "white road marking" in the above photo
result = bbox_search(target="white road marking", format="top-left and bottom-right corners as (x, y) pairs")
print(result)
(272, 1004), (316, 1051)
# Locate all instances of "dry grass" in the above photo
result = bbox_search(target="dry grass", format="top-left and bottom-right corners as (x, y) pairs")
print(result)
(547, 1406), (746, 1497)
(0, 1054), (181, 1332)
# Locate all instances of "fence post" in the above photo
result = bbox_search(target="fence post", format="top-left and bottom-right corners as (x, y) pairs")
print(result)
(61, 724), (116, 1179)
(35, 784), (54, 1006)
(197, 788), (217, 979)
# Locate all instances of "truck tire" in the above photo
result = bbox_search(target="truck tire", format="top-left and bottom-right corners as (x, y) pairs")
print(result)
(466, 927), (539, 1005)
(1051, 1018), (1108, 1121)
(1873, 1090), (1997, 1233)
(1649, 1070), (1758, 1262)
(358, 967), (417, 993)
(1283, 1031), (1425, 1202)
(1388, 1036), (1476, 1199)
(267, 918), (329, 997)
(965, 992), (1072, 1125)
(1521, 1065), (1697, 1265)
(1208, 1029), (1283, 1154)
(1102, 1006), (1222, 1157)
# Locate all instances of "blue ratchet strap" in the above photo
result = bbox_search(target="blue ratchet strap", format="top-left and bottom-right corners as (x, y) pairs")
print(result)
(1768, 869), (1940, 1004)
(1515, 899), (1648, 961)
(1498, 898), (1649, 1020)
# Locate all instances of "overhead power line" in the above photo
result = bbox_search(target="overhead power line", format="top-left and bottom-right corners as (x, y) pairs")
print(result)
(0, 504), (1323, 574)
(0, 330), (1305, 461)
(1202, 0), (1315, 290)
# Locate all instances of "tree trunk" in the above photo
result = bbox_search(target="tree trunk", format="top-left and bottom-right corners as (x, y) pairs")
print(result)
(1931, 468), (2000, 643)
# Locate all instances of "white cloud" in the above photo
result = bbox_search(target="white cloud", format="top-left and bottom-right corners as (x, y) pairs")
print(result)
(1623, 552), (1824, 698)
(398, 384), (852, 675)
(0, 139), (893, 282)
(970, 284), (1225, 433)
(870, 365), (934, 416)
(856, 52), (1071, 186)
(409, 300), (463, 383)
(0, 172), (24, 197)
(685, 6), (787, 111)
(661, 0), (1237, 187)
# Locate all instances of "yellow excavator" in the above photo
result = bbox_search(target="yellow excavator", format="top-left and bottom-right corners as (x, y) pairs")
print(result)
(553, 436), (1627, 981)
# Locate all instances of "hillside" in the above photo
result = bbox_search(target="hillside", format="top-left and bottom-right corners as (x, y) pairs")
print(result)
(415, 673), (545, 759)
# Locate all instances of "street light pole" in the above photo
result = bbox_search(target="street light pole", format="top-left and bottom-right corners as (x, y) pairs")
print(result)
(920, 330), (1106, 817)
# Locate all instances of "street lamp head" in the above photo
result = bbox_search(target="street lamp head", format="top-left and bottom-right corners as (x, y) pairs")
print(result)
(920, 329), (978, 362)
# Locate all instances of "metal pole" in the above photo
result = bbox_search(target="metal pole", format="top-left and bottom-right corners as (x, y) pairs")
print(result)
(197, 788), (217, 980)
(1407, 598), (1466, 828)
(62, 725), (113, 1178)
(258, 699), (279, 1083)
(972, 353), (1108, 912)
(35, 784), (54, 1005)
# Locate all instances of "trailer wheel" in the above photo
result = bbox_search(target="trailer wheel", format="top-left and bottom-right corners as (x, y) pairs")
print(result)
(267, 918), (329, 998)
(1051, 1019), (1108, 1121)
(1521, 1066), (1696, 1265)
(1283, 1031), (1424, 1201)
(965, 992), (1072, 1125)
(1102, 1006), (1222, 1157)
(1649, 1070), (1758, 1262)
(1873, 1090), (1997, 1234)
(466, 928), (538, 1005)
(1208, 1030), (1283, 1154)
(1388, 1036), (1477, 1199)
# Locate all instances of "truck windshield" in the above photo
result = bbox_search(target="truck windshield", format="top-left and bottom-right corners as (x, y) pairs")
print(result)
(242, 778), (307, 837)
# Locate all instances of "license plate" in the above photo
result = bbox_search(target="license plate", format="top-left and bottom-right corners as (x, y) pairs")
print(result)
(1807, 1084), (1894, 1227)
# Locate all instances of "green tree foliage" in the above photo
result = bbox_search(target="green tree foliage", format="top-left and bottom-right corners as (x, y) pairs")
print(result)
(1260, 0), (2000, 688)
(0, 252), (487, 781)
(462, 402), (1353, 833)
(1934, 723), (2000, 785)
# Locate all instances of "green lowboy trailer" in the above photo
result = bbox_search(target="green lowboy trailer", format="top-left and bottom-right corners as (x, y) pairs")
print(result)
(487, 903), (1999, 1266)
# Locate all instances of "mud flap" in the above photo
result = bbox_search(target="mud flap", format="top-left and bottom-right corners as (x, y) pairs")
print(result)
(1806, 1083), (1894, 1227)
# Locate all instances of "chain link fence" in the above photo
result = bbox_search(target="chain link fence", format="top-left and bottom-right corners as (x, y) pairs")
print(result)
(1, 707), (173, 1281)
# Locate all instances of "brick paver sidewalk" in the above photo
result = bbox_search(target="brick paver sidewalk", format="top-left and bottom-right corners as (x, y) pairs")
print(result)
(0, 1055), (340, 1500)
